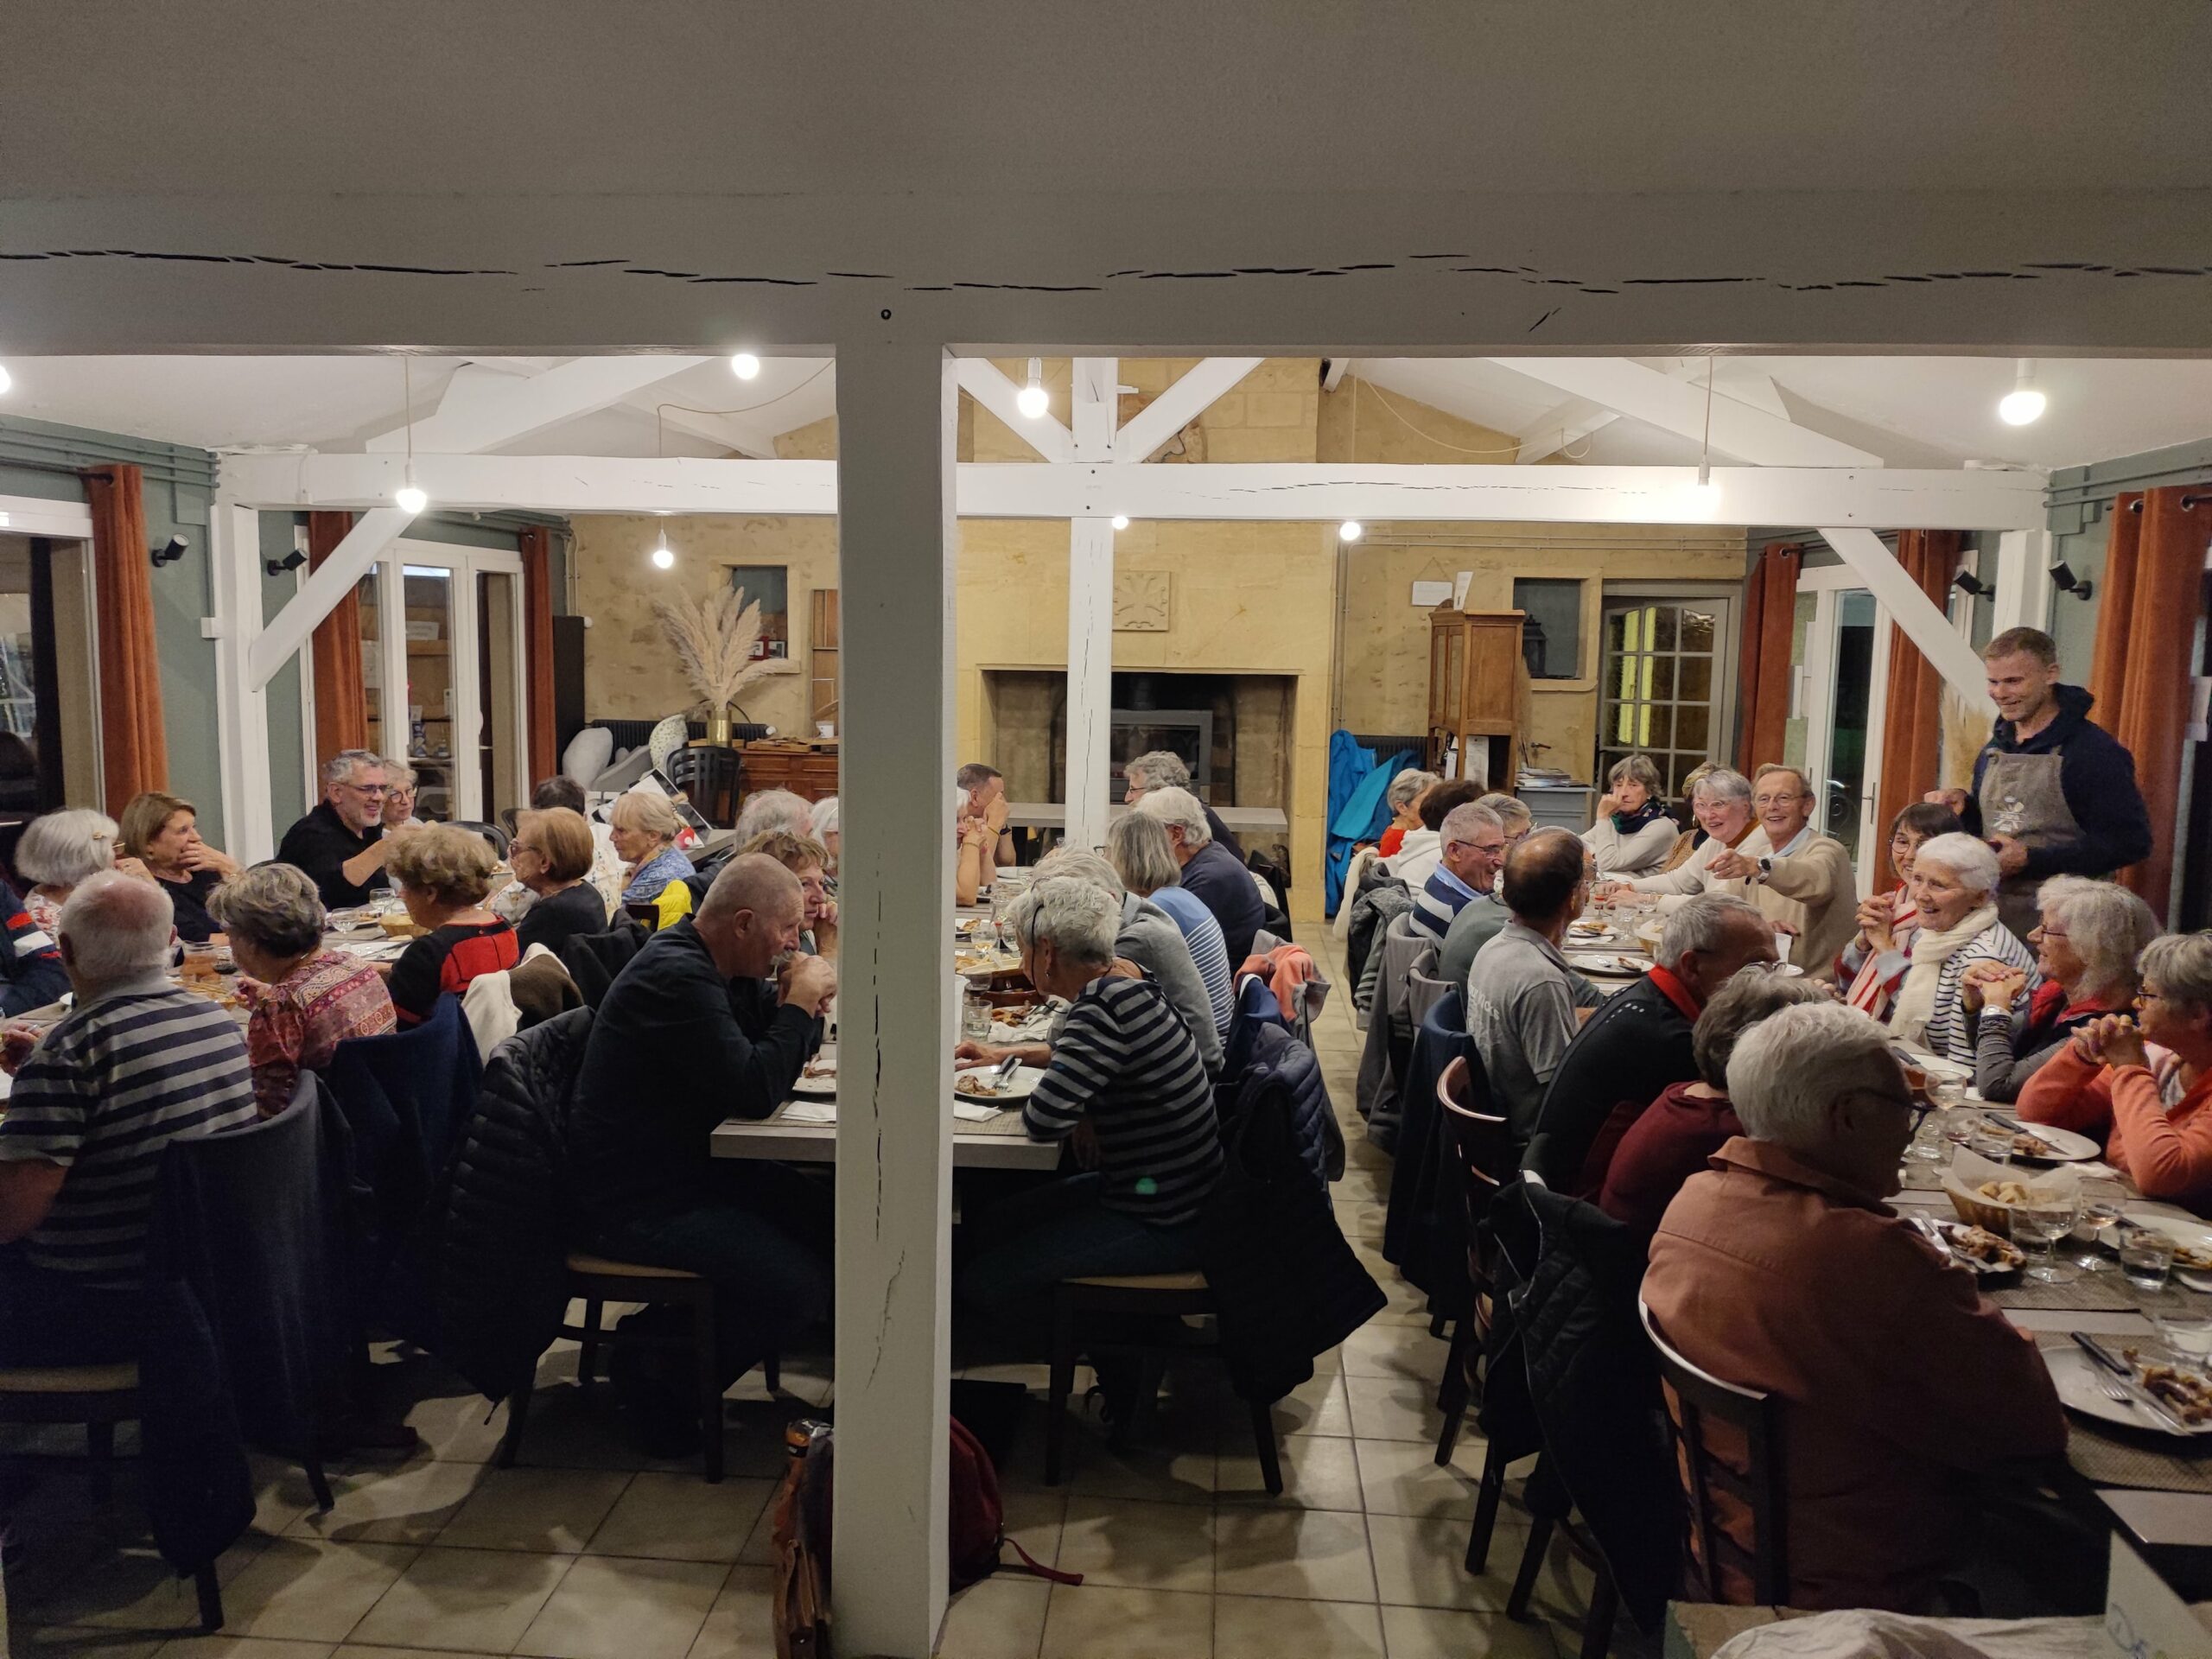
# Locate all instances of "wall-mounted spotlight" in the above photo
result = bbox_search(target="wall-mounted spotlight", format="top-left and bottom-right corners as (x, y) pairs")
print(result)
(1951, 571), (1993, 600)
(150, 534), (189, 568)
(265, 548), (308, 576)
(2050, 560), (2094, 601)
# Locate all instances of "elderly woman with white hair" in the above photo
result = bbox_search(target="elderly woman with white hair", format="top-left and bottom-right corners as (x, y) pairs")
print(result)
(1962, 875), (2160, 1103)
(14, 808), (140, 936)
(608, 789), (696, 922)
(806, 796), (840, 877)
(956, 875), (1222, 1347)
(1134, 785), (1264, 963)
(1106, 811), (1234, 1045)
(1376, 768), (1440, 861)
(1582, 754), (1678, 876)
(1643, 999), (2069, 1611)
(1598, 766), (1759, 906)
(1885, 831), (2037, 1065)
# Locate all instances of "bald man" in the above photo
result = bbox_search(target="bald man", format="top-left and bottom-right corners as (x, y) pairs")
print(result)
(568, 855), (838, 1452)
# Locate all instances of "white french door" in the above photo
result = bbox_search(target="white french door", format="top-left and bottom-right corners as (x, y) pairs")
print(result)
(371, 538), (527, 825)
(1794, 563), (1893, 899)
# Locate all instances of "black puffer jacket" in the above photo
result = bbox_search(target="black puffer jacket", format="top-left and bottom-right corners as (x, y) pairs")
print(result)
(432, 1007), (594, 1402)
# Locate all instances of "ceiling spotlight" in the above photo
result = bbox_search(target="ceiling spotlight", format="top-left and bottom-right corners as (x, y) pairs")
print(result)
(1998, 358), (2046, 426)
(394, 482), (428, 516)
(2050, 560), (2094, 601)
(1952, 571), (1993, 600)
(730, 353), (761, 380)
(1016, 358), (1049, 420)
(1111, 513), (1129, 531)
(651, 535), (676, 570)
(1338, 520), (1363, 543)
(0, 362), (12, 396)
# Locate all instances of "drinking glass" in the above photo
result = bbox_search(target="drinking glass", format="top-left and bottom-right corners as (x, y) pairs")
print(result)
(2013, 1190), (2082, 1284)
(2074, 1185), (2126, 1272)
(1904, 1106), (1948, 1166)
(2150, 1304), (2212, 1363)
(2122, 1230), (2178, 1292)
(1963, 1124), (2014, 1166)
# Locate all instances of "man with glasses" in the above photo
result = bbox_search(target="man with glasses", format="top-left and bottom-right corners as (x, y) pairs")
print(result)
(1705, 763), (1855, 982)
(277, 749), (417, 907)
(1410, 802), (1506, 944)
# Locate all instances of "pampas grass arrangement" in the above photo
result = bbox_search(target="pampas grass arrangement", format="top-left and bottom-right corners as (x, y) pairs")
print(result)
(653, 584), (797, 715)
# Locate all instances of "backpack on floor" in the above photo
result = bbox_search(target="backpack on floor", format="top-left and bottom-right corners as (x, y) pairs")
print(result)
(772, 1415), (1081, 1659)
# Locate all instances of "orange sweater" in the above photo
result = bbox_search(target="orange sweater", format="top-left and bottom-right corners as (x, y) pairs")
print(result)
(2021, 1043), (2212, 1211)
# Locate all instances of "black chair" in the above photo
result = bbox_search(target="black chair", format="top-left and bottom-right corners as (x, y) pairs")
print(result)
(448, 819), (512, 858)
(669, 744), (742, 829)
(1639, 1298), (1789, 1605)
(1433, 1054), (1509, 1459)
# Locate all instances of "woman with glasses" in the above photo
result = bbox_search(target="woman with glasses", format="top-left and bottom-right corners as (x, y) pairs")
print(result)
(1834, 802), (1963, 1021)
(1962, 876), (2159, 1103)
(381, 760), (429, 830)
(2021, 932), (2212, 1212)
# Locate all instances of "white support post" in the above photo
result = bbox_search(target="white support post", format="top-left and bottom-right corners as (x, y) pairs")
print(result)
(208, 503), (276, 862)
(1990, 528), (2055, 638)
(830, 335), (957, 1659)
(1818, 528), (1996, 715)
(1065, 357), (1119, 850)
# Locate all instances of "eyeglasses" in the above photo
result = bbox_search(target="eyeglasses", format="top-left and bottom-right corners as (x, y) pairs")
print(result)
(346, 782), (391, 797)
(1753, 793), (1805, 810)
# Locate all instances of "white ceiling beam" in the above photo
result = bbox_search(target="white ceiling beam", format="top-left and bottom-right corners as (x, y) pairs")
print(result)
(218, 451), (2044, 532)
(953, 360), (1072, 462)
(1512, 361), (1711, 464)
(1113, 357), (1264, 462)
(246, 507), (413, 690)
(363, 353), (712, 454)
(1819, 528), (1995, 713)
(1321, 359), (1351, 393)
(1489, 356), (1883, 467)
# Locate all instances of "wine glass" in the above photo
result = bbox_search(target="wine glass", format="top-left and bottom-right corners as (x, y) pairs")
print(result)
(2015, 1189), (2083, 1285)
(2074, 1183), (2126, 1273)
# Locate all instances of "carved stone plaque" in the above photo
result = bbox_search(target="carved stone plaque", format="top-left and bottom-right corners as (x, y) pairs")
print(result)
(1114, 569), (1171, 632)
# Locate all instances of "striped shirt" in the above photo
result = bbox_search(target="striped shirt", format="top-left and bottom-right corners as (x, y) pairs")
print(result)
(1919, 921), (2040, 1068)
(1024, 974), (1223, 1224)
(1147, 886), (1235, 1039)
(1411, 864), (1479, 942)
(0, 973), (258, 1287)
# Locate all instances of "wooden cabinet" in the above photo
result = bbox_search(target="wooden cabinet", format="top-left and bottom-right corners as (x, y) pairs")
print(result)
(735, 741), (840, 804)
(1427, 608), (1525, 788)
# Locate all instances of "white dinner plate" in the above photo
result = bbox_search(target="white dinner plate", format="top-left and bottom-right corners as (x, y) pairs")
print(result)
(793, 1047), (839, 1098)
(955, 1065), (1042, 1104)
(1564, 922), (1615, 944)
(2043, 1346), (2212, 1438)
(1567, 952), (1648, 977)
(1999, 1122), (2101, 1163)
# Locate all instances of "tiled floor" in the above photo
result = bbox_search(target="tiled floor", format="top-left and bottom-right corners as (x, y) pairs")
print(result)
(7, 934), (1616, 1659)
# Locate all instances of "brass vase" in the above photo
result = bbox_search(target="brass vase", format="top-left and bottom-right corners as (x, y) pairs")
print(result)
(705, 706), (732, 746)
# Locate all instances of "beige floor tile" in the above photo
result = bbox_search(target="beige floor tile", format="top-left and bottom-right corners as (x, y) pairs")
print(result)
(1214, 1593), (1382, 1659)
(584, 1471), (778, 1563)
(1343, 1375), (1445, 1443)
(148, 1637), (335, 1659)
(213, 1539), (422, 1643)
(1331, 1166), (1390, 1203)
(245, 1458), (332, 1540)
(344, 1545), (569, 1653)
(1000, 1488), (1069, 1568)
(284, 1459), (489, 1545)
(1332, 1198), (1387, 1240)
(1379, 1605), (1560, 1659)
(12, 1630), (168, 1659)
(935, 1575), (1052, 1659)
(1052, 1496), (1215, 1592)
(733, 1500), (779, 1568)
(1354, 1436), (1491, 1520)
(433, 1466), (633, 1553)
(333, 1649), (509, 1659)
(687, 1563), (777, 1659)
(37, 1538), (268, 1634)
(1251, 1372), (1349, 1440)
(1211, 1506), (1373, 1602)
(1214, 1429), (1363, 1511)
(513, 1555), (728, 1659)
(1063, 1434), (1216, 1507)
(1038, 1585), (1213, 1659)
(1366, 1513), (1515, 1611)
(1348, 1243), (1431, 1323)
(1339, 1321), (1446, 1383)
(499, 1387), (654, 1472)
(399, 1389), (510, 1465)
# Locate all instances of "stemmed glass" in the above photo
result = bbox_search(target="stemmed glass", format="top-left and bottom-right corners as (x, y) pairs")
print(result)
(2074, 1183), (2126, 1274)
(2015, 1186), (2084, 1285)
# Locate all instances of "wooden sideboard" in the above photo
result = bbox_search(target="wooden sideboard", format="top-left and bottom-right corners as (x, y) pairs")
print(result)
(735, 741), (840, 803)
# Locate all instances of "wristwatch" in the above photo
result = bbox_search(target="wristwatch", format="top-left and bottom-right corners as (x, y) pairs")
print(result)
(1755, 855), (1775, 882)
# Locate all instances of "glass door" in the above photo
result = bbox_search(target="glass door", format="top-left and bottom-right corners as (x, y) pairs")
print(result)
(1795, 570), (1893, 896)
(402, 565), (458, 822)
(1821, 590), (1877, 862)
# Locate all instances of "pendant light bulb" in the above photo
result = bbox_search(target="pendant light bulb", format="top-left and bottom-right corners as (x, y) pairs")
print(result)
(652, 535), (675, 570)
(1111, 514), (1129, 531)
(729, 353), (761, 381)
(0, 363), (13, 396)
(1338, 520), (1363, 543)
(395, 481), (428, 516)
(1998, 359), (2046, 426)
(1016, 357), (1049, 420)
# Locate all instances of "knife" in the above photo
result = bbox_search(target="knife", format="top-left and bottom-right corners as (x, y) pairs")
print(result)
(2073, 1332), (2193, 1433)
(995, 1052), (1021, 1085)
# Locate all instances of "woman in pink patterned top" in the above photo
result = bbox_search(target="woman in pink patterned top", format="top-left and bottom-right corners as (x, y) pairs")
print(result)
(208, 861), (396, 1116)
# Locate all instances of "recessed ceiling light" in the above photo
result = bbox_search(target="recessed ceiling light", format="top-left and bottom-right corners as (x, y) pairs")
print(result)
(730, 353), (761, 380)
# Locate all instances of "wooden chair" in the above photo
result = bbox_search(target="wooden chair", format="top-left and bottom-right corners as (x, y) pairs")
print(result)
(0, 1364), (228, 1631)
(1433, 1054), (1511, 1464)
(1044, 1272), (1283, 1497)
(1638, 1298), (1789, 1604)
(499, 1251), (779, 1484)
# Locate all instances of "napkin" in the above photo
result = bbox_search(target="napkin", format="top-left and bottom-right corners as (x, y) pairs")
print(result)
(780, 1101), (838, 1124)
(953, 1101), (1006, 1122)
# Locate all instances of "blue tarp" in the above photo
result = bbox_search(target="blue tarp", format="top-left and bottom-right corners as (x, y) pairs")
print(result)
(1325, 732), (1415, 916)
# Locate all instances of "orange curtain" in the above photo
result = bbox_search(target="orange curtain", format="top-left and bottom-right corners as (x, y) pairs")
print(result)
(307, 512), (368, 764)
(2088, 487), (2212, 916)
(519, 526), (558, 785)
(1735, 541), (1802, 776)
(1873, 529), (1964, 884)
(80, 465), (169, 804)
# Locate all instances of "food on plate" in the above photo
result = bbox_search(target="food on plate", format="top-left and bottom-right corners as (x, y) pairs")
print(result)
(955, 1071), (1008, 1097)
(955, 950), (1008, 973)
(801, 1058), (837, 1080)
(1977, 1179), (2033, 1205)
(1567, 919), (1610, 938)
(2122, 1351), (2212, 1424)
(2172, 1242), (2212, 1273)
(2011, 1131), (2059, 1160)
(1939, 1224), (2024, 1271)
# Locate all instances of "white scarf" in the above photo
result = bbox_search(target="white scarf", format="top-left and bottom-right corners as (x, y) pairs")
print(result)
(1889, 901), (1999, 1046)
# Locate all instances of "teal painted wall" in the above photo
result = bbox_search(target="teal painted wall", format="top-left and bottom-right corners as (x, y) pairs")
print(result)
(2044, 437), (2212, 684)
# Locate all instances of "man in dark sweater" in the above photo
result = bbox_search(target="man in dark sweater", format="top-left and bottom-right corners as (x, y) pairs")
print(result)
(1529, 893), (1777, 1194)
(1928, 628), (2152, 940)
(1135, 785), (1265, 963)
(569, 855), (838, 1443)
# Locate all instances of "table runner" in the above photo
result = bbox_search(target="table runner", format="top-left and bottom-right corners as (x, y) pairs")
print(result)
(1993, 1274), (2143, 1313)
(2035, 1334), (2212, 1492)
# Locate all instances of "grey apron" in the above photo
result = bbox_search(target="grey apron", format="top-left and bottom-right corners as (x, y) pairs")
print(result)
(1978, 749), (2080, 940)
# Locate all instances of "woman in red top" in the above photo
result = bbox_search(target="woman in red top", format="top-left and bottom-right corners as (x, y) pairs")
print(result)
(2021, 932), (2212, 1211)
(383, 824), (519, 1027)
(1374, 770), (1439, 861)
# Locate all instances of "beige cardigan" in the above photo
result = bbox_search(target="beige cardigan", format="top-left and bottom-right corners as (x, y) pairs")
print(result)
(1633, 825), (1856, 982)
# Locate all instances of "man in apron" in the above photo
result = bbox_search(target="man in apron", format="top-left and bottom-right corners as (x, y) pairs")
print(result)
(1929, 627), (2152, 939)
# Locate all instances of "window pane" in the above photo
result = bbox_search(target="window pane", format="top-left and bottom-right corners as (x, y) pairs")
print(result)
(1675, 708), (1709, 750)
(1645, 708), (1674, 748)
(730, 564), (791, 659)
(1605, 611), (1628, 655)
(1650, 607), (1679, 651)
(1679, 609), (1715, 654)
(1650, 658), (1675, 700)
(1680, 657), (1712, 702)
(1514, 577), (1582, 679)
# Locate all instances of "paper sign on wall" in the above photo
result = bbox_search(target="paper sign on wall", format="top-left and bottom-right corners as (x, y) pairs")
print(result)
(2102, 1535), (2212, 1659)
(1411, 581), (1453, 607)
(1452, 570), (1474, 610)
